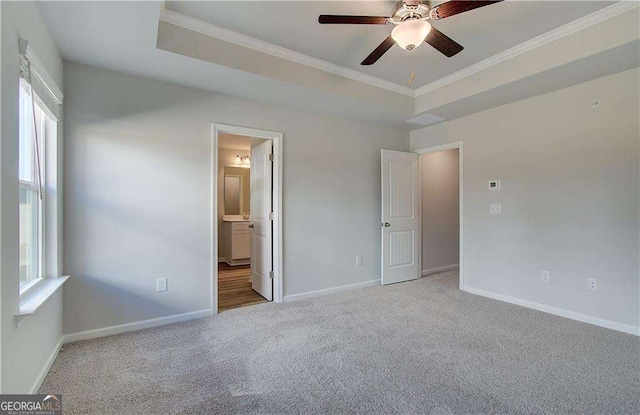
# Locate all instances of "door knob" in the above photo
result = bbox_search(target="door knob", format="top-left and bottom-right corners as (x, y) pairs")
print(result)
(248, 224), (254, 229)
(381, 222), (391, 227)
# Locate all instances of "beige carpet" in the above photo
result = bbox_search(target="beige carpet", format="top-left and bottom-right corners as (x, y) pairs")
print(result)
(40, 271), (639, 414)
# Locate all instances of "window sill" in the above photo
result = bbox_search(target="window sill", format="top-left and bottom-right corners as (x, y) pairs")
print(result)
(15, 275), (69, 327)
(19, 276), (45, 297)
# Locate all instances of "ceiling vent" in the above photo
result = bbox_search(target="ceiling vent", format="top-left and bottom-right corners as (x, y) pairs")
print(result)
(406, 113), (446, 126)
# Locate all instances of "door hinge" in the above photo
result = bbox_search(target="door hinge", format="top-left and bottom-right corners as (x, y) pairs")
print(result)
(269, 212), (274, 220)
(269, 154), (274, 162)
(269, 271), (274, 279)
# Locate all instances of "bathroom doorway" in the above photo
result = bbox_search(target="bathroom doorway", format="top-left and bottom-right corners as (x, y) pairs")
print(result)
(212, 124), (283, 313)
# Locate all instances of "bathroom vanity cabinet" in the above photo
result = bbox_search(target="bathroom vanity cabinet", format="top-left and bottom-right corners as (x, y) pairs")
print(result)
(223, 218), (251, 266)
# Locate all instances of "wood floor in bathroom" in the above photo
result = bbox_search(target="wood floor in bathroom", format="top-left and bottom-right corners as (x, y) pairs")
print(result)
(218, 263), (268, 312)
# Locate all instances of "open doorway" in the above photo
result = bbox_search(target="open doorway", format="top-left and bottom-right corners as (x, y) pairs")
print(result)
(380, 142), (463, 288)
(213, 124), (283, 313)
(419, 149), (460, 287)
(217, 133), (266, 311)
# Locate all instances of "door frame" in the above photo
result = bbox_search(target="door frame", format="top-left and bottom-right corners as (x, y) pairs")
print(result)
(211, 123), (284, 314)
(413, 141), (464, 290)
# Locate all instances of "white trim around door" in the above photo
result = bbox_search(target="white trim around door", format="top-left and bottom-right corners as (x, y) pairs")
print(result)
(211, 123), (284, 314)
(413, 141), (463, 290)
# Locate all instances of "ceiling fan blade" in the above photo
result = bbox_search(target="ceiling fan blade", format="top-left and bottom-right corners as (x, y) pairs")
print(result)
(430, 1), (503, 20)
(361, 35), (396, 65)
(425, 27), (464, 57)
(319, 15), (390, 25)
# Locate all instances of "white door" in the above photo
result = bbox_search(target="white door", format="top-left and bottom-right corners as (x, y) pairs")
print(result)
(250, 140), (273, 300)
(381, 149), (420, 285)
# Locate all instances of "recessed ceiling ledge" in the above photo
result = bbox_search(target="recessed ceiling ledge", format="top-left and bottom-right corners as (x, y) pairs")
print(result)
(158, 7), (416, 98)
(414, 3), (640, 115)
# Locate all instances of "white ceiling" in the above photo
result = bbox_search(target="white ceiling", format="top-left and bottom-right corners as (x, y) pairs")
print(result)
(36, 1), (414, 127)
(36, 1), (632, 128)
(165, 1), (615, 89)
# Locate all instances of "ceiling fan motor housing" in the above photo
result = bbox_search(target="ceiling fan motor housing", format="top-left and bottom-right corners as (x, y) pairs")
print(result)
(392, 1), (430, 22)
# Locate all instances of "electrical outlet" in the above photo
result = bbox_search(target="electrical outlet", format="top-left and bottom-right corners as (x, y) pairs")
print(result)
(587, 278), (598, 291)
(490, 203), (502, 215)
(541, 270), (550, 283)
(157, 277), (167, 292)
(355, 256), (363, 266)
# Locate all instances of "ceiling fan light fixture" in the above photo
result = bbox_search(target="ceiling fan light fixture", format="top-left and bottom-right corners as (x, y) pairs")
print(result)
(391, 19), (432, 51)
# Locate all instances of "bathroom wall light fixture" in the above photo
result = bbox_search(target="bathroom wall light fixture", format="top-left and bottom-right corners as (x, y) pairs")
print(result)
(235, 155), (250, 166)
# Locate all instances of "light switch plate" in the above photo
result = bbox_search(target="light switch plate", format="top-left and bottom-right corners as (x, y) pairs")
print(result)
(490, 203), (502, 214)
(489, 180), (501, 190)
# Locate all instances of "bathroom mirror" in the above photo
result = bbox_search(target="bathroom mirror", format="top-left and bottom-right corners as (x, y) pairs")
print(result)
(224, 166), (250, 215)
(224, 176), (242, 215)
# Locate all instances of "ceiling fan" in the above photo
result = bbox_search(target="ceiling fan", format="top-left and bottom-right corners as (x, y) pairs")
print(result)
(319, 1), (503, 65)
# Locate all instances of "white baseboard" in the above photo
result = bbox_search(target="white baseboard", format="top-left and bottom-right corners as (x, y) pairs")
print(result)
(62, 309), (212, 344)
(284, 279), (380, 302)
(461, 285), (640, 336)
(422, 264), (459, 277)
(30, 336), (64, 394)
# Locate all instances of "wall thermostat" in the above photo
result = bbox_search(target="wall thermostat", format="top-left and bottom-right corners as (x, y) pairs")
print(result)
(488, 180), (501, 190)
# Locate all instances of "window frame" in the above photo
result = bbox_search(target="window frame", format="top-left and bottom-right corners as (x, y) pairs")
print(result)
(18, 82), (48, 296)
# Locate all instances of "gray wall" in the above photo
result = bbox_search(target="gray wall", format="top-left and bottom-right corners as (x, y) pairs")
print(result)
(411, 68), (640, 330)
(63, 62), (409, 335)
(0, 2), (64, 393)
(420, 149), (459, 273)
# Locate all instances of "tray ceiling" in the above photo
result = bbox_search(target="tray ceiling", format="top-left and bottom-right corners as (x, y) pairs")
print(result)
(165, 1), (615, 89)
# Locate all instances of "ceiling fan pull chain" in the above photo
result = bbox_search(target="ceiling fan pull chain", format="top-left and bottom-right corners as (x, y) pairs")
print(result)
(408, 53), (416, 87)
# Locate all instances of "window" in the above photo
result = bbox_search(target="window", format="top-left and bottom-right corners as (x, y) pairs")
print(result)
(19, 81), (50, 290)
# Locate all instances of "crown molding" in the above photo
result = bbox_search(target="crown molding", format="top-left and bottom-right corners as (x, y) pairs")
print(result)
(414, 1), (640, 97)
(158, 8), (416, 97)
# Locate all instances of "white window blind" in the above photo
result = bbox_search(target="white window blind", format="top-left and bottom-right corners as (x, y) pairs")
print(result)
(18, 38), (63, 121)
